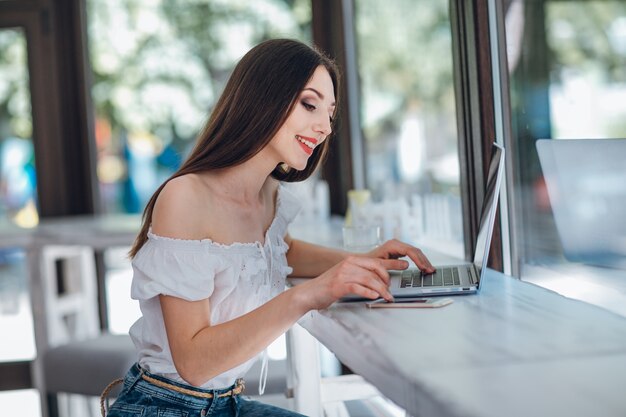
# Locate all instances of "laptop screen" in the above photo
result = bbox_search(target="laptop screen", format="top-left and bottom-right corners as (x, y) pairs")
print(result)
(473, 143), (505, 277)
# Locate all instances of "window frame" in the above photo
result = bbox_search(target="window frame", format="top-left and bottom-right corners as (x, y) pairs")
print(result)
(450, 0), (505, 271)
(312, 0), (365, 215)
(0, 0), (98, 394)
(0, 0), (98, 219)
(313, 1), (505, 274)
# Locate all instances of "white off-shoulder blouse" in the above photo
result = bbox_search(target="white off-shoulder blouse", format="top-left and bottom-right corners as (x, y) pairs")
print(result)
(128, 184), (300, 391)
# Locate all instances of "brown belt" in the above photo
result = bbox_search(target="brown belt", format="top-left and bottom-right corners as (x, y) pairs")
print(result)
(140, 373), (245, 399)
(100, 374), (245, 417)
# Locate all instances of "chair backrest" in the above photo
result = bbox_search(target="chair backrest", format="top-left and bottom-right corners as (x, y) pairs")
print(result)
(41, 245), (100, 347)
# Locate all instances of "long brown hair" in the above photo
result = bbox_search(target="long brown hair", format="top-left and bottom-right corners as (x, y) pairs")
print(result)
(129, 39), (340, 258)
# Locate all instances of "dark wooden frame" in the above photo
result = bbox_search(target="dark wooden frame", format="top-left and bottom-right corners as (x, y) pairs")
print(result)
(312, 0), (363, 215)
(0, 0), (98, 218)
(450, 0), (503, 270)
(0, 0), (98, 393)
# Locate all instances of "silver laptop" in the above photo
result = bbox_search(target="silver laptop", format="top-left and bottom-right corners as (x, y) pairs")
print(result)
(536, 139), (626, 270)
(386, 142), (505, 298)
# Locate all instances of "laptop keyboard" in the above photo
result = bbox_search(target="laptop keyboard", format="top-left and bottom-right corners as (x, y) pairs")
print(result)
(400, 268), (461, 288)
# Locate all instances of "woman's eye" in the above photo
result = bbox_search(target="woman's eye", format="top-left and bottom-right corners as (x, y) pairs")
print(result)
(302, 101), (316, 111)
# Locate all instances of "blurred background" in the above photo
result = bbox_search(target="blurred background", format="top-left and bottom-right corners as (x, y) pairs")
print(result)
(1, 0), (625, 415)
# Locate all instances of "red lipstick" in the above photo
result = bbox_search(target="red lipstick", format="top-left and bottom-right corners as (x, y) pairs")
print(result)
(296, 135), (318, 156)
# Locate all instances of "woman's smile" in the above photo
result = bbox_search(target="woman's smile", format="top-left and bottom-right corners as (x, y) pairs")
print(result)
(295, 134), (318, 156)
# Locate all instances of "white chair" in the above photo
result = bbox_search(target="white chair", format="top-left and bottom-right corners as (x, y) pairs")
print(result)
(286, 324), (391, 417)
(32, 245), (136, 417)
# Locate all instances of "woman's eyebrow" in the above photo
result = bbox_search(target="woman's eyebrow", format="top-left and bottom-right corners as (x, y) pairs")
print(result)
(303, 88), (336, 107)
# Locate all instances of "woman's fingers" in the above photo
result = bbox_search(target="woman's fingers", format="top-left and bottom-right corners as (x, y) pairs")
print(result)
(377, 240), (436, 273)
(348, 276), (393, 302)
(341, 257), (395, 301)
(345, 256), (399, 285)
(408, 247), (435, 272)
(304, 257), (397, 310)
(345, 282), (387, 301)
(380, 258), (410, 271)
(318, 250), (431, 306)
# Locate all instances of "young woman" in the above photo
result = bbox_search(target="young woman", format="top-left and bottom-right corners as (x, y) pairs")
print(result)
(103, 38), (434, 417)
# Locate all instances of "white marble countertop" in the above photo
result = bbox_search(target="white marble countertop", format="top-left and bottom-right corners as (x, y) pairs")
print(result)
(299, 269), (626, 417)
(523, 262), (626, 319)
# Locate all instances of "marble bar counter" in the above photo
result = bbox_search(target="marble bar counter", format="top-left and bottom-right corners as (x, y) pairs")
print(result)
(298, 269), (626, 417)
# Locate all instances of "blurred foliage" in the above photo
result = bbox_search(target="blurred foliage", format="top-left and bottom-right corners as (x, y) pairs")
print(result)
(86, 0), (311, 156)
(508, 0), (626, 142)
(356, 0), (453, 107)
(0, 29), (32, 141)
(1, 0), (624, 208)
(1, 0), (624, 149)
(547, 1), (626, 84)
(355, 0), (454, 133)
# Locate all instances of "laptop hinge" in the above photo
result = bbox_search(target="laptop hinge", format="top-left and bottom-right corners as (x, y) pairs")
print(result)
(470, 266), (479, 285)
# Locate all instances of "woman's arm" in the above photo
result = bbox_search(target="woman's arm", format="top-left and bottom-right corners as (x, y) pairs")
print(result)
(161, 254), (405, 386)
(160, 287), (307, 386)
(285, 234), (350, 277)
(285, 234), (436, 278)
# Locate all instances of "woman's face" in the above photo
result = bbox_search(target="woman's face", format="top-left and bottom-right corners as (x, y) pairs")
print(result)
(267, 65), (336, 171)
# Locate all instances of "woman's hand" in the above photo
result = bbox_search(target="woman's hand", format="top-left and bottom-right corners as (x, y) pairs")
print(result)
(297, 256), (408, 310)
(365, 239), (436, 274)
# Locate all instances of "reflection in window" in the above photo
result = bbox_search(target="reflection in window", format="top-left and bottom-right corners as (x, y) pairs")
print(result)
(355, 0), (462, 254)
(505, 1), (626, 268)
(86, 0), (312, 214)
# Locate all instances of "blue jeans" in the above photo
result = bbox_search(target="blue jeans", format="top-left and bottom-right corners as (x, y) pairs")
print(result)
(106, 364), (306, 417)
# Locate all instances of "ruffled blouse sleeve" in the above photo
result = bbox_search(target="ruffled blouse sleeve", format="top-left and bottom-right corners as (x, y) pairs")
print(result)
(131, 235), (228, 302)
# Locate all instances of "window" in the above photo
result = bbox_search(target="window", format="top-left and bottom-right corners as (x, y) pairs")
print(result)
(85, 0), (312, 332)
(84, 0), (313, 342)
(354, 0), (463, 256)
(0, 27), (37, 362)
(503, 1), (626, 282)
(86, 0), (312, 214)
(0, 28), (37, 228)
(0, 25), (39, 416)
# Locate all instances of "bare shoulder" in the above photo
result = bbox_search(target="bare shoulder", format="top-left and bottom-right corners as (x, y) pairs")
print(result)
(151, 174), (214, 240)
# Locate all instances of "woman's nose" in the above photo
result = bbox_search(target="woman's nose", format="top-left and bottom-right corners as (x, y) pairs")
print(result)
(315, 115), (332, 137)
